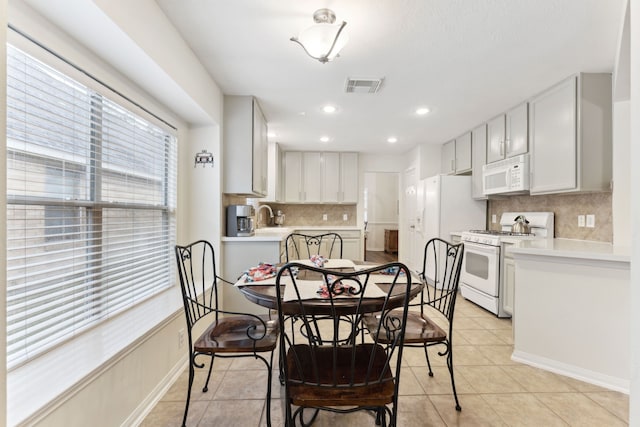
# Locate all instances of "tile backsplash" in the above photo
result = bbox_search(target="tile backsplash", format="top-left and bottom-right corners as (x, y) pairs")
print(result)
(488, 192), (612, 242)
(258, 203), (357, 227)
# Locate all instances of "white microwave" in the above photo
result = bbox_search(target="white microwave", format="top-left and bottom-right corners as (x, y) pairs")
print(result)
(482, 154), (530, 195)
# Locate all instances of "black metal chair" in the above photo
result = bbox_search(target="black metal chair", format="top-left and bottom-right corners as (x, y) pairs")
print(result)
(364, 238), (465, 411)
(275, 261), (412, 426)
(284, 232), (343, 261)
(175, 240), (278, 427)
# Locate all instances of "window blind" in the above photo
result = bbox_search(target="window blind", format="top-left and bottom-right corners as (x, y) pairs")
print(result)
(6, 44), (178, 369)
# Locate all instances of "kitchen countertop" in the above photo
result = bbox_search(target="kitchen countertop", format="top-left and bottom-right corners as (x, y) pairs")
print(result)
(506, 238), (630, 263)
(221, 226), (363, 242)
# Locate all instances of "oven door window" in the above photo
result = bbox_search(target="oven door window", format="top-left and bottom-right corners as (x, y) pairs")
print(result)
(465, 252), (490, 279)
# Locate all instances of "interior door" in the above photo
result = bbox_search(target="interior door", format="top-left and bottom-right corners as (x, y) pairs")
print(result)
(401, 167), (419, 271)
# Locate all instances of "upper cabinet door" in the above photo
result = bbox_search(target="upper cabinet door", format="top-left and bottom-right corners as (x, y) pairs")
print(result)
(471, 124), (487, 200)
(505, 102), (528, 158)
(455, 132), (472, 173)
(322, 152), (340, 203)
(340, 152), (359, 203)
(284, 151), (303, 202)
(223, 95), (268, 196)
(486, 115), (505, 163)
(441, 140), (456, 174)
(529, 76), (578, 193)
(302, 152), (322, 202)
(252, 98), (268, 195)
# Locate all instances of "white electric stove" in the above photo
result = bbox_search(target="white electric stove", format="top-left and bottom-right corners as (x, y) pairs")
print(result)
(459, 212), (554, 317)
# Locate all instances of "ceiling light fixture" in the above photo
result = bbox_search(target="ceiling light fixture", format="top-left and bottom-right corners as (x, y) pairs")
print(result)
(416, 107), (430, 115)
(320, 136), (330, 143)
(322, 105), (337, 113)
(387, 137), (398, 143)
(291, 9), (348, 64)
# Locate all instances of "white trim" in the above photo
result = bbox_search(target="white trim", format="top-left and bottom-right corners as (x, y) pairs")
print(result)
(124, 357), (188, 427)
(512, 349), (630, 394)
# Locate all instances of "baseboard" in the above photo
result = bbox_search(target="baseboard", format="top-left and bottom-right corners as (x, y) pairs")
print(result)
(511, 349), (630, 394)
(124, 357), (188, 427)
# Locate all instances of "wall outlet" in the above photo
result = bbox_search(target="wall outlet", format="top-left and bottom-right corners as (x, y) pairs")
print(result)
(178, 329), (185, 349)
(578, 215), (585, 227)
(343, 213), (348, 221)
(492, 214), (497, 223)
(322, 213), (328, 221)
(586, 214), (595, 228)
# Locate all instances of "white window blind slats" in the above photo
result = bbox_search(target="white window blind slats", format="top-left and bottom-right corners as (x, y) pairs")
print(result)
(6, 44), (177, 369)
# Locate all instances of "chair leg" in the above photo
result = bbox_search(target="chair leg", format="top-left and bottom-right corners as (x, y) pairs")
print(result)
(265, 350), (275, 427)
(202, 354), (215, 392)
(423, 344), (434, 377)
(182, 356), (196, 427)
(446, 344), (462, 411)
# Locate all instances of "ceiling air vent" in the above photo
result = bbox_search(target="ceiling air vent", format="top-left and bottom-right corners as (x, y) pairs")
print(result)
(345, 77), (383, 94)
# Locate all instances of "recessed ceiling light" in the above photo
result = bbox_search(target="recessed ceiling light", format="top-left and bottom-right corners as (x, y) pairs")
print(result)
(322, 105), (337, 114)
(415, 107), (430, 115)
(320, 136), (330, 143)
(267, 132), (277, 138)
(387, 137), (398, 143)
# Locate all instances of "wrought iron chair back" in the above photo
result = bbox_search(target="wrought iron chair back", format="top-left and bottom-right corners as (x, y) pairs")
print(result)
(275, 261), (412, 426)
(284, 232), (343, 261)
(175, 240), (278, 427)
(415, 238), (465, 323)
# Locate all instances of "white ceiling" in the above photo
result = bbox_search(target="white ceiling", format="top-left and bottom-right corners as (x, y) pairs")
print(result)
(21, 0), (626, 154)
(155, 0), (625, 154)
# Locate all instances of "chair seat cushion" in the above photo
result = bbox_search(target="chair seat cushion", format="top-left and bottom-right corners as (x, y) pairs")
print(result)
(364, 309), (447, 344)
(194, 314), (278, 353)
(286, 343), (395, 407)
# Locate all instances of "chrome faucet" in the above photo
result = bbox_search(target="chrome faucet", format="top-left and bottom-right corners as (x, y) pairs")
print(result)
(257, 204), (274, 227)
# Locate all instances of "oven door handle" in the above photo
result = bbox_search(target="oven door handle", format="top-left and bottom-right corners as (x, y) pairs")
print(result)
(463, 241), (500, 255)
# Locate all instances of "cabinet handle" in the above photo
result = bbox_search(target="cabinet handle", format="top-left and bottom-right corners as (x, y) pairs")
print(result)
(451, 159), (455, 171)
(505, 138), (510, 155)
(500, 140), (505, 156)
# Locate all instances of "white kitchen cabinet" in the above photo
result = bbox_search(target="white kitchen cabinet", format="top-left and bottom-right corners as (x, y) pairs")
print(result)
(339, 152), (359, 203)
(441, 140), (455, 174)
(442, 133), (471, 175)
(528, 73), (612, 195)
(284, 151), (322, 202)
(324, 152), (358, 203)
(265, 142), (283, 202)
(455, 132), (472, 173)
(322, 152), (341, 202)
(502, 242), (515, 316)
(223, 95), (268, 196)
(487, 102), (528, 164)
(286, 151), (358, 203)
(471, 124), (487, 200)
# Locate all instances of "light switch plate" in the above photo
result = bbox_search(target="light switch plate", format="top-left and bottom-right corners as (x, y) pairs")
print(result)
(586, 214), (595, 228)
(343, 214), (348, 221)
(492, 214), (497, 223)
(322, 214), (328, 221)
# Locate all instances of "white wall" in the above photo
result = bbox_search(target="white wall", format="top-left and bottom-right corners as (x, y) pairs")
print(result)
(628, 0), (639, 423)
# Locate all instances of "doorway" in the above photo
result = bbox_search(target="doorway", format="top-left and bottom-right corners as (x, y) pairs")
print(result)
(363, 172), (399, 262)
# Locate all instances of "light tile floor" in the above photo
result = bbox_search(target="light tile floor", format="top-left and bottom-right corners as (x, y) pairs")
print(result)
(142, 297), (629, 426)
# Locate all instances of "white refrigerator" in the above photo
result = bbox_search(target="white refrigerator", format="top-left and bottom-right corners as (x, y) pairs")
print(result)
(418, 174), (486, 285)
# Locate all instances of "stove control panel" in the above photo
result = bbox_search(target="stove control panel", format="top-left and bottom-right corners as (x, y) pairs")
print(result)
(461, 233), (500, 246)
